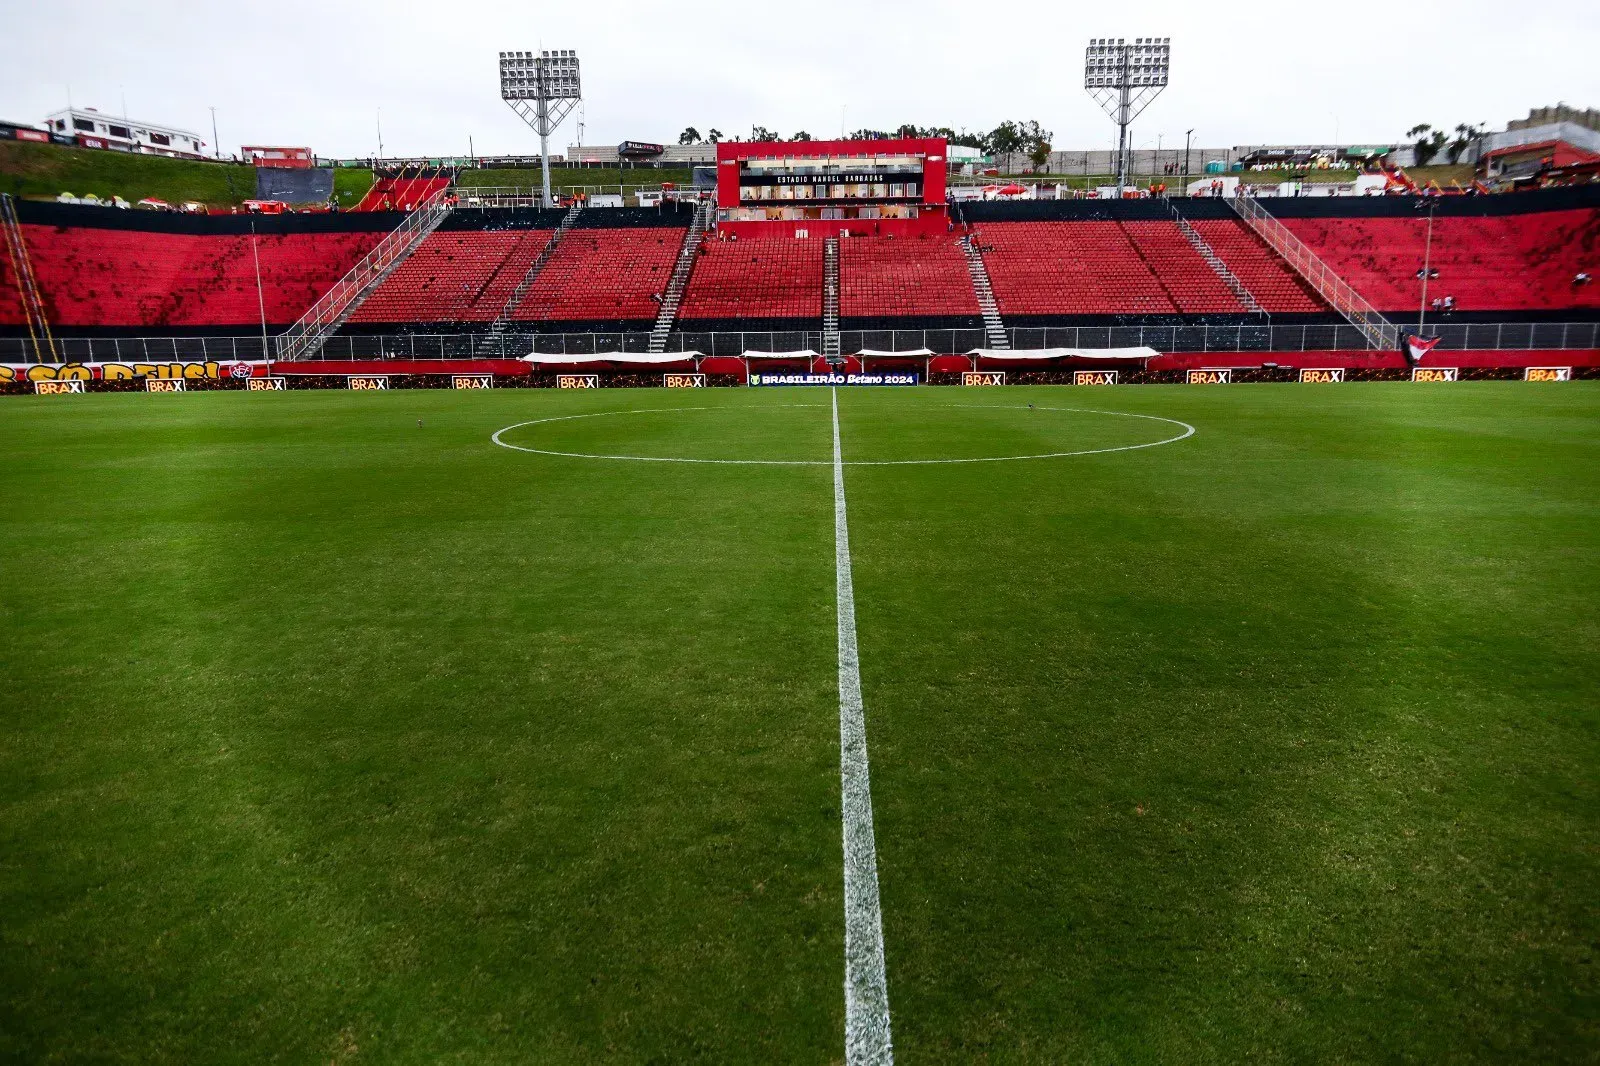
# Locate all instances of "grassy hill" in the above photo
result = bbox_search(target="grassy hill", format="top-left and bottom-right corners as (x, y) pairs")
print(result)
(457, 166), (696, 195)
(959, 164), (1478, 192)
(0, 141), (375, 208)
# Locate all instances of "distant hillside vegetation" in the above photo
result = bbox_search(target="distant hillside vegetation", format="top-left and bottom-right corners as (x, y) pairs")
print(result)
(0, 141), (374, 207)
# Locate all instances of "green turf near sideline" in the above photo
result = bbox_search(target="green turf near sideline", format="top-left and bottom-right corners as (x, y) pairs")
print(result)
(0, 383), (1595, 1062)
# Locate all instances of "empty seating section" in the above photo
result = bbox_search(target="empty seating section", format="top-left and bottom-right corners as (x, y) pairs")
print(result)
(6, 203), (1598, 333)
(349, 230), (553, 324)
(840, 237), (978, 317)
(356, 176), (451, 212)
(1282, 210), (1600, 312)
(1189, 220), (1327, 312)
(513, 227), (684, 322)
(10, 225), (382, 327)
(1119, 221), (1244, 313)
(680, 239), (824, 320)
(976, 222), (1176, 315)
(0, 255), (22, 325)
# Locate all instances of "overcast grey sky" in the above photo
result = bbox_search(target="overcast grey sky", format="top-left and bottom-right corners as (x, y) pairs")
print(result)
(3, 0), (1596, 159)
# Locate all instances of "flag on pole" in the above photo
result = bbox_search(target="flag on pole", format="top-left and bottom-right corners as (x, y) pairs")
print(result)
(1402, 334), (1441, 366)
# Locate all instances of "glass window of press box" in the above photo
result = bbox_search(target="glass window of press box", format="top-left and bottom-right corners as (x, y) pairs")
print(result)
(738, 154), (924, 203)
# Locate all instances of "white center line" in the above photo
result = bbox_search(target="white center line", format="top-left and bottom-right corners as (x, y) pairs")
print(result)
(832, 387), (894, 1065)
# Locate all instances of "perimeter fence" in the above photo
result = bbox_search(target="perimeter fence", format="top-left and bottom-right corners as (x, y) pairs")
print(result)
(3, 321), (1597, 364)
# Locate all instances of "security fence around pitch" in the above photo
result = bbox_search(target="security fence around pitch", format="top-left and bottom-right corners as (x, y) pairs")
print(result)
(2, 321), (1598, 364)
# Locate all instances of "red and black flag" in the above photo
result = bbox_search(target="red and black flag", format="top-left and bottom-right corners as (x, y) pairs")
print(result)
(1402, 334), (1441, 366)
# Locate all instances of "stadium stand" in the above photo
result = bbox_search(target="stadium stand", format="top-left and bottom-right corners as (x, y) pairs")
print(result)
(511, 227), (683, 325)
(839, 235), (980, 323)
(679, 238), (825, 326)
(1119, 221), (1248, 314)
(1282, 209), (1600, 314)
(5, 187), (1598, 342)
(1189, 219), (1327, 312)
(0, 214), (386, 330)
(975, 221), (1177, 317)
(356, 165), (452, 212)
(347, 230), (554, 325)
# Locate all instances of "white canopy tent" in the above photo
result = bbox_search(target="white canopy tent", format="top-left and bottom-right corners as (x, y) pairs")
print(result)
(519, 352), (702, 364)
(967, 347), (1160, 362)
(856, 348), (936, 358)
(740, 350), (819, 360)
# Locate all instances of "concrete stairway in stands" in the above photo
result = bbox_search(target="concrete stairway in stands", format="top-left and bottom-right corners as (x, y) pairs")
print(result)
(647, 199), (713, 354)
(276, 188), (453, 361)
(1170, 203), (1264, 314)
(822, 237), (841, 358)
(962, 234), (1009, 349)
(487, 200), (583, 341)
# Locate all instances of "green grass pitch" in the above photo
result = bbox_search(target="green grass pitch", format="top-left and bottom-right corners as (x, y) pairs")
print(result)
(1, 382), (1595, 1062)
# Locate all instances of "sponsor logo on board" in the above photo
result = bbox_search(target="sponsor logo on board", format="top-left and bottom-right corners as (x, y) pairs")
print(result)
(1524, 367), (1572, 382)
(33, 379), (85, 395)
(556, 374), (600, 389)
(1074, 370), (1118, 386)
(663, 373), (706, 388)
(1299, 368), (1344, 383)
(1412, 367), (1458, 382)
(247, 376), (287, 391)
(749, 372), (918, 386)
(962, 371), (1005, 387)
(145, 377), (186, 393)
(452, 374), (494, 390)
(348, 375), (390, 390)
(1187, 369), (1232, 384)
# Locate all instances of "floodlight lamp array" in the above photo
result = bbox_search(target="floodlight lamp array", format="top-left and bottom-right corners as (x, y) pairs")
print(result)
(499, 49), (581, 102)
(1083, 37), (1170, 89)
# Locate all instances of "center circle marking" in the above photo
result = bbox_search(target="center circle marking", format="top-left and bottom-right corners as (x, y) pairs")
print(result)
(490, 403), (1196, 466)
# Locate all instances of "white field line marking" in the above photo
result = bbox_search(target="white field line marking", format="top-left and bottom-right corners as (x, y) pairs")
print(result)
(490, 404), (1195, 466)
(832, 388), (894, 1065)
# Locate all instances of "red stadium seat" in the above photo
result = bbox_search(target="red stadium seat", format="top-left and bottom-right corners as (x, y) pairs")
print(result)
(1, 224), (384, 328)
(839, 236), (977, 318)
(512, 227), (684, 322)
(679, 239), (824, 320)
(1280, 209), (1600, 313)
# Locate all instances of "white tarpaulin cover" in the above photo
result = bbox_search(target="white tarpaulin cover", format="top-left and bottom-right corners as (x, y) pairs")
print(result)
(856, 348), (936, 358)
(967, 347), (1161, 361)
(519, 352), (700, 364)
(741, 350), (819, 359)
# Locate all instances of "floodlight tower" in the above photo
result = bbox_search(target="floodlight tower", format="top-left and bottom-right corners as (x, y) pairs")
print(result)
(1084, 37), (1170, 194)
(499, 49), (582, 208)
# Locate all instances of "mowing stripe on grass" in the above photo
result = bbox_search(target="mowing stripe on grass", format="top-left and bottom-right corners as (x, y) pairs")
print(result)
(832, 387), (894, 1066)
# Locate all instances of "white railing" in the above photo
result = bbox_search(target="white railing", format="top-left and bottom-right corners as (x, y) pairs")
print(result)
(1229, 193), (1399, 350)
(275, 188), (453, 361)
(453, 186), (714, 208)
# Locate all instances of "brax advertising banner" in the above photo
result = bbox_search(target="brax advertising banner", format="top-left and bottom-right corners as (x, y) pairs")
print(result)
(749, 372), (919, 386)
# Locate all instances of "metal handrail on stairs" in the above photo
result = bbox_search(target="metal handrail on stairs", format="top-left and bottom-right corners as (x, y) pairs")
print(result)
(275, 188), (452, 360)
(1228, 193), (1398, 350)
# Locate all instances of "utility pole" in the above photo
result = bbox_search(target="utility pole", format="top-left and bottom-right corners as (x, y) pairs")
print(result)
(1184, 128), (1194, 178)
(210, 107), (220, 160)
(1417, 199), (1438, 333)
(376, 108), (384, 161)
(251, 220), (269, 359)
